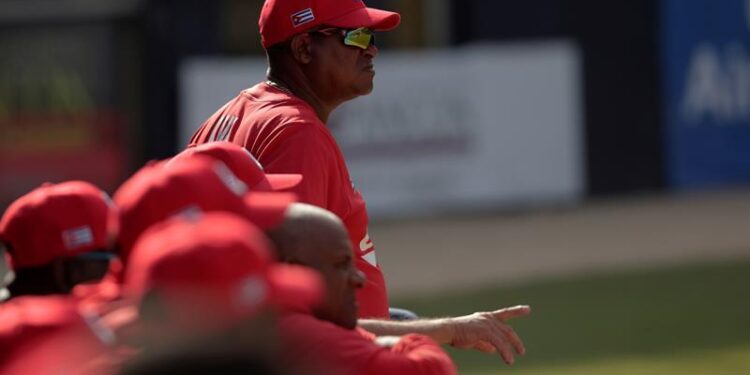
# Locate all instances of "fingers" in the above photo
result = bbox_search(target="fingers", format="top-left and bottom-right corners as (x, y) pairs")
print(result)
(451, 306), (530, 363)
(489, 305), (529, 355)
(488, 333), (515, 365)
(492, 305), (531, 321)
(488, 318), (525, 355)
(472, 341), (497, 353)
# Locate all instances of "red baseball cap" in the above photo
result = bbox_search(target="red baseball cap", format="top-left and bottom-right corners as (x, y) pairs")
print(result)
(259, 0), (401, 48)
(0, 181), (117, 269)
(125, 213), (323, 329)
(114, 157), (295, 263)
(172, 142), (302, 192)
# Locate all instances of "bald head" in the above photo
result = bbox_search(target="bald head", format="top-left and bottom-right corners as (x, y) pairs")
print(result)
(266, 203), (345, 264)
(266, 203), (364, 329)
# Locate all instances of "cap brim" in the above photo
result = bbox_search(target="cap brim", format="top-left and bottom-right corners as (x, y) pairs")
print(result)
(242, 192), (297, 230)
(267, 264), (323, 312)
(265, 174), (303, 191)
(326, 7), (401, 32)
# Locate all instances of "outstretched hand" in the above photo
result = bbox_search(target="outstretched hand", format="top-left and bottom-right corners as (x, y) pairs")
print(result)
(448, 305), (531, 365)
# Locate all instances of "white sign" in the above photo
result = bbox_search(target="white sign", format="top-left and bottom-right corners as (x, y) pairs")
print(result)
(180, 41), (584, 218)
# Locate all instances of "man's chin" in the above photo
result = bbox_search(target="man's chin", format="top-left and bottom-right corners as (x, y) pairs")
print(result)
(355, 80), (375, 96)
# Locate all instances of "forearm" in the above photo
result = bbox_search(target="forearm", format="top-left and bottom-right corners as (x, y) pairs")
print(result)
(358, 318), (454, 344)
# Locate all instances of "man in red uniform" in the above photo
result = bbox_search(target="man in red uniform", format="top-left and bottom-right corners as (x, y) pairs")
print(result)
(189, 0), (399, 318)
(266, 203), (458, 375)
(269, 203), (529, 366)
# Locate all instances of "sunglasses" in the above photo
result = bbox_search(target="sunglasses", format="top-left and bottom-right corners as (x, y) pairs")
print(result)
(312, 27), (376, 50)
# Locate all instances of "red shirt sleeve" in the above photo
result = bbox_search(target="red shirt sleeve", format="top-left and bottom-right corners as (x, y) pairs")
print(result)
(248, 123), (347, 214)
(280, 313), (457, 375)
(365, 334), (459, 375)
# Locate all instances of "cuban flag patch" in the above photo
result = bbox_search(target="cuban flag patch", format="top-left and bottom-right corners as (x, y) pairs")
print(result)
(291, 8), (315, 27)
(62, 226), (95, 250)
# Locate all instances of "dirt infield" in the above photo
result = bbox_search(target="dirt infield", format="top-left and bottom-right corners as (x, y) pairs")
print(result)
(372, 189), (750, 297)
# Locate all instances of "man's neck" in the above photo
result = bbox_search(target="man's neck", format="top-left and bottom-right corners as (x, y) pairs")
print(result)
(266, 74), (343, 124)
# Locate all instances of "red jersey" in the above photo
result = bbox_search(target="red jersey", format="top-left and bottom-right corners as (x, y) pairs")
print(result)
(279, 312), (457, 375)
(0, 296), (112, 375)
(189, 82), (389, 318)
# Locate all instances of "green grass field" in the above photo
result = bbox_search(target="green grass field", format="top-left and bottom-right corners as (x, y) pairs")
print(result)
(391, 259), (750, 374)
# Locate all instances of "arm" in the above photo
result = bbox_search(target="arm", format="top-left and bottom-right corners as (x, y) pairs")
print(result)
(280, 314), (457, 375)
(359, 305), (531, 365)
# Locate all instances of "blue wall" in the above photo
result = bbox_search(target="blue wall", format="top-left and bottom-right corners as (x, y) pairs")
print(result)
(663, 0), (750, 188)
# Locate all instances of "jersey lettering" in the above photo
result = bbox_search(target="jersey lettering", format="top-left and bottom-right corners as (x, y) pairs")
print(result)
(359, 233), (376, 266)
(359, 233), (374, 252)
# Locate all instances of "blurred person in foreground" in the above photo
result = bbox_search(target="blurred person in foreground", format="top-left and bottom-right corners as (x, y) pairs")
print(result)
(61, 157), (302, 374)
(172, 141), (302, 193)
(116, 212), (323, 375)
(268, 204), (530, 366)
(189, 0), (399, 319)
(0, 181), (117, 298)
(74, 148), (301, 313)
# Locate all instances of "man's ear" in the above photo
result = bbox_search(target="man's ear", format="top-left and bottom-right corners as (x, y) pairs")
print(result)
(290, 33), (314, 64)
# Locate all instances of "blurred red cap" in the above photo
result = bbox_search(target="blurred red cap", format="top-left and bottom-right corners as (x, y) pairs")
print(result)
(0, 181), (117, 268)
(125, 213), (322, 328)
(173, 142), (302, 192)
(114, 157), (295, 264)
(259, 0), (401, 48)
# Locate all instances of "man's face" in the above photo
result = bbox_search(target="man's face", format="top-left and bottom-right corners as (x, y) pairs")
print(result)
(309, 225), (365, 329)
(308, 27), (378, 102)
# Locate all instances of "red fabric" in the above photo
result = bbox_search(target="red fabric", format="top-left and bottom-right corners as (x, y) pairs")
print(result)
(258, 0), (401, 48)
(172, 142), (302, 192)
(113, 157), (293, 262)
(278, 312), (457, 375)
(189, 83), (389, 318)
(0, 296), (110, 375)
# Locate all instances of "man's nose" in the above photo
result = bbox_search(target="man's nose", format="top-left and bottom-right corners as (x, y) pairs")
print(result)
(363, 43), (378, 59)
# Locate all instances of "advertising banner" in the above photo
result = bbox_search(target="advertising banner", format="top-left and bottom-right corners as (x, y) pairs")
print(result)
(180, 42), (583, 218)
(662, 0), (750, 188)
